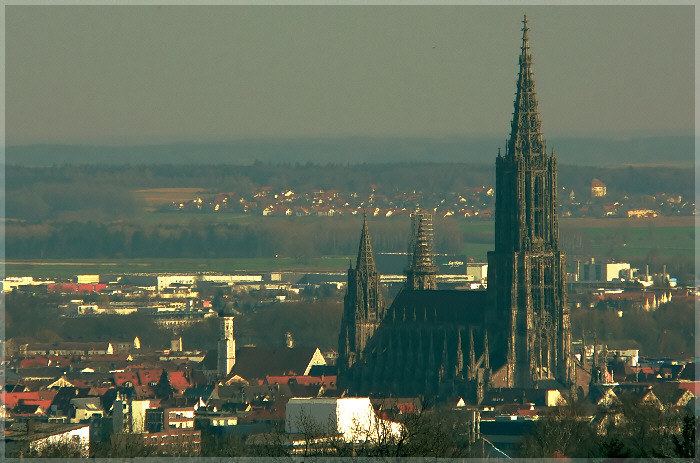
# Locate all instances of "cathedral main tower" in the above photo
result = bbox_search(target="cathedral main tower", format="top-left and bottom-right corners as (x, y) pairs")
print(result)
(487, 16), (574, 388)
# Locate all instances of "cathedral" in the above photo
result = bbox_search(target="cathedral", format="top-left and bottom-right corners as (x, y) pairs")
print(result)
(338, 17), (576, 403)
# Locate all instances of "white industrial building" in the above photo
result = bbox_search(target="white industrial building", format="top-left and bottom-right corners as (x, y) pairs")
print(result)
(200, 274), (262, 283)
(465, 263), (488, 283)
(577, 259), (632, 283)
(285, 397), (402, 443)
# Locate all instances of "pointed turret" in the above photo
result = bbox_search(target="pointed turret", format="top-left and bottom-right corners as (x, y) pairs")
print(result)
(469, 328), (476, 379)
(455, 328), (464, 376)
(483, 328), (490, 370)
(507, 14), (545, 159)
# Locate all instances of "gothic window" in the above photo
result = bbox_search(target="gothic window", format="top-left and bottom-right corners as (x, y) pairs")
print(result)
(544, 267), (553, 285)
(534, 175), (544, 239)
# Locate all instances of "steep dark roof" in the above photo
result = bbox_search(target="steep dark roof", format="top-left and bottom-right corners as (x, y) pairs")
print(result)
(307, 365), (338, 377)
(588, 385), (618, 405)
(346, 290), (491, 398)
(231, 347), (321, 381)
(386, 289), (488, 325)
(199, 350), (218, 370)
(652, 383), (693, 405)
(16, 367), (67, 380)
(50, 387), (91, 414)
(183, 385), (215, 401)
(678, 362), (695, 381)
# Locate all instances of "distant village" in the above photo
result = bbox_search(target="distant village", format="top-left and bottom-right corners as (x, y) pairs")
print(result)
(2, 258), (696, 457)
(166, 178), (694, 219)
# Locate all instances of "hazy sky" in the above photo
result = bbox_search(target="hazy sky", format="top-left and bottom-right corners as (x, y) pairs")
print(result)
(5, 5), (694, 145)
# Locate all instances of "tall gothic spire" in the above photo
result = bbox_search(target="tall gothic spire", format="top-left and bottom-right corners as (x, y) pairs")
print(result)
(508, 14), (545, 158)
(356, 212), (377, 273)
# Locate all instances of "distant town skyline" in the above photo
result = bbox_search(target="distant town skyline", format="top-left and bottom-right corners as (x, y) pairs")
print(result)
(5, 5), (694, 145)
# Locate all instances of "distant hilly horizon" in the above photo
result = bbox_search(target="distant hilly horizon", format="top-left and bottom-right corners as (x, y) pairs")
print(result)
(4, 135), (694, 167)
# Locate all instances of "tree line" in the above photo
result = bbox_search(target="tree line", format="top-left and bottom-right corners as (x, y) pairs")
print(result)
(16, 399), (696, 458)
(519, 395), (696, 458)
(5, 217), (467, 259)
(570, 298), (695, 357)
(4, 292), (344, 352)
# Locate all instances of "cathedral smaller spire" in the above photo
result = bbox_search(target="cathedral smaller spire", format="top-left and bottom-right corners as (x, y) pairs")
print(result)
(412, 212), (436, 271)
(356, 212), (377, 274)
(405, 208), (438, 290)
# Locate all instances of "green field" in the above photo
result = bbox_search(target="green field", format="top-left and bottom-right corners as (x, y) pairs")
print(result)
(559, 217), (695, 260)
(455, 217), (695, 261)
(4, 216), (693, 278)
(132, 211), (256, 225)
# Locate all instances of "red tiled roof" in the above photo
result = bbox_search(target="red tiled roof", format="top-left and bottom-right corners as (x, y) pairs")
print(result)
(70, 379), (91, 389)
(20, 399), (53, 411)
(20, 357), (49, 368)
(89, 387), (111, 397)
(114, 371), (139, 386)
(133, 385), (155, 399)
(168, 371), (190, 391)
(137, 369), (162, 385)
(632, 366), (657, 375)
(676, 382), (700, 395)
(2, 391), (57, 409)
(396, 402), (416, 414)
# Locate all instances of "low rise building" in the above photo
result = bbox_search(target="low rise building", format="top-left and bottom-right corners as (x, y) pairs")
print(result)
(4, 422), (90, 457)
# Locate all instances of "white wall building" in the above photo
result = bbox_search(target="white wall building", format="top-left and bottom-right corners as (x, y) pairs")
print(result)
(29, 424), (90, 457)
